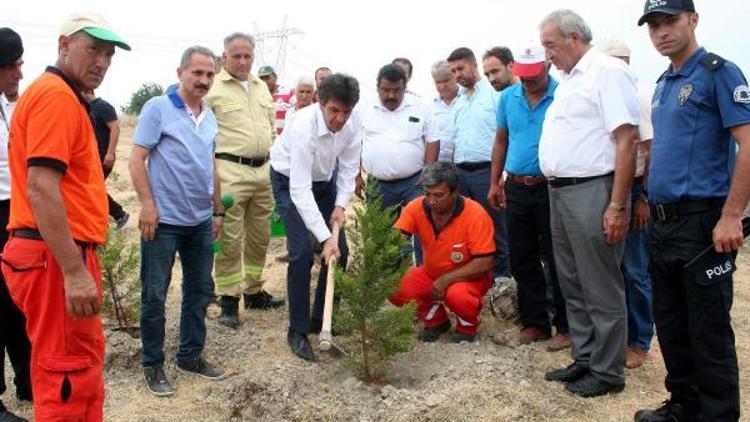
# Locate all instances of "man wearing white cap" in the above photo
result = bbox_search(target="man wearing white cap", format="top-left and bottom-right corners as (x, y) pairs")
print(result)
(598, 38), (656, 370)
(488, 42), (570, 351)
(0, 13), (129, 421)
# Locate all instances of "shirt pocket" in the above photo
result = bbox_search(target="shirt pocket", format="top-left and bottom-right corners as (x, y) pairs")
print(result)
(214, 100), (245, 124)
(402, 119), (424, 142)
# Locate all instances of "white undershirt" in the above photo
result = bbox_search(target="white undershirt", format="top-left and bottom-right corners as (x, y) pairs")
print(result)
(0, 95), (12, 200)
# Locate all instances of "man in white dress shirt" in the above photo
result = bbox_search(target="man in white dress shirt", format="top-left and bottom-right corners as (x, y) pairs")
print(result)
(269, 73), (361, 362)
(538, 9), (640, 398)
(430, 60), (460, 163)
(360, 63), (439, 264)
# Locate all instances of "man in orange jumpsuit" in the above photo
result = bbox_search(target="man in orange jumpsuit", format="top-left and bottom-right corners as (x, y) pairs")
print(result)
(389, 162), (495, 342)
(1, 13), (129, 422)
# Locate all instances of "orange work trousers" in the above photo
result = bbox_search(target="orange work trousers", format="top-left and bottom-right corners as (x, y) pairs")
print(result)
(2, 237), (105, 422)
(389, 266), (492, 334)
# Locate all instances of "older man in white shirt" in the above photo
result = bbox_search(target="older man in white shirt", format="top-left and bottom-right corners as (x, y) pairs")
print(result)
(360, 63), (439, 264)
(430, 60), (460, 163)
(538, 9), (640, 398)
(269, 73), (361, 362)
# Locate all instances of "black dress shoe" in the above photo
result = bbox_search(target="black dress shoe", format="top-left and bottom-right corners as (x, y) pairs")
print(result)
(287, 329), (316, 362)
(417, 321), (451, 342)
(244, 290), (285, 310)
(565, 373), (624, 397)
(544, 361), (588, 383)
(634, 400), (691, 422)
(0, 409), (28, 422)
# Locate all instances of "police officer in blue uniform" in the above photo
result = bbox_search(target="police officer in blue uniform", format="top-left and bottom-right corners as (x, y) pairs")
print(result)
(636, 1), (750, 421)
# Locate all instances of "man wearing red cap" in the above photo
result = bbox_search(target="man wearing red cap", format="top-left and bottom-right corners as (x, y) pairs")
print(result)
(488, 42), (570, 352)
(1, 13), (129, 421)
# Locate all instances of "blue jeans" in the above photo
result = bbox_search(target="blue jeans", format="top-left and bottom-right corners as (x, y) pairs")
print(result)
(456, 165), (510, 277)
(140, 219), (215, 367)
(270, 168), (349, 335)
(371, 171), (424, 265)
(623, 182), (654, 350)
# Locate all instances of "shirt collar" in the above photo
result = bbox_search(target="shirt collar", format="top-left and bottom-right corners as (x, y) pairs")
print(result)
(421, 195), (466, 235)
(217, 68), (262, 86)
(666, 47), (707, 78)
(315, 105), (333, 137)
(167, 84), (186, 108)
(45, 66), (90, 111)
(433, 90), (460, 107)
(566, 47), (598, 77)
(542, 76), (559, 100)
(166, 84), (207, 122)
(374, 93), (412, 112)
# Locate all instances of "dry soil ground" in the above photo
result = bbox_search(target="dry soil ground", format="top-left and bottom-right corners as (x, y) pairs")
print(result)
(3, 120), (749, 421)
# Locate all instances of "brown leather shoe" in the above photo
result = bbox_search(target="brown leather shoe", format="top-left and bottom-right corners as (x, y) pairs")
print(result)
(518, 326), (551, 344)
(547, 332), (572, 351)
(626, 346), (650, 369)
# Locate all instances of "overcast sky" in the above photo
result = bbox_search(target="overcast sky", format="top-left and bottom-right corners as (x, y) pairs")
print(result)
(3, 0), (750, 110)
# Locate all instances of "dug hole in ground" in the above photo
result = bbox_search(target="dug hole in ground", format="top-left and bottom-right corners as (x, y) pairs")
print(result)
(4, 119), (750, 421)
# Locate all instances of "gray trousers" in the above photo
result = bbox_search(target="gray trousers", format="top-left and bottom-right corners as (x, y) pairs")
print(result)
(548, 175), (627, 384)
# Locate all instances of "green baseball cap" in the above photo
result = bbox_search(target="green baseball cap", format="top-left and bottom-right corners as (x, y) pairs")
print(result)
(258, 65), (276, 77)
(60, 12), (131, 51)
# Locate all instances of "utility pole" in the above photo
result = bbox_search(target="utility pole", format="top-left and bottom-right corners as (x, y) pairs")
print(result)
(253, 15), (303, 81)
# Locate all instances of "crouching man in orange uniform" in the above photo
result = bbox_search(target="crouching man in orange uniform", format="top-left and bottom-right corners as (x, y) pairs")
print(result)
(389, 162), (495, 343)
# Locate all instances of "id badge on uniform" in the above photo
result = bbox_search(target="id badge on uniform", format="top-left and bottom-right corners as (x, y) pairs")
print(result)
(450, 243), (468, 264)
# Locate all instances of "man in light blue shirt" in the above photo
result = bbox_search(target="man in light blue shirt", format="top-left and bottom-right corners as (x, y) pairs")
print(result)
(447, 47), (509, 278)
(488, 42), (569, 351)
(130, 46), (225, 397)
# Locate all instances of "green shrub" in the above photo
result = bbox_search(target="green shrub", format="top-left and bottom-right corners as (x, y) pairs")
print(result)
(122, 82), (163, 115)
(334, 184), (416, 381)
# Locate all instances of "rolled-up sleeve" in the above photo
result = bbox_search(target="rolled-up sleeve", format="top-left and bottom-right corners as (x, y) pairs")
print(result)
(335, 117), (362, 209)
(599, 65), (640, 133)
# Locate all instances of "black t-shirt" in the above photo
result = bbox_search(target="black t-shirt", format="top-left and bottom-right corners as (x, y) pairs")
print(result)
(88, 98), (118, 158)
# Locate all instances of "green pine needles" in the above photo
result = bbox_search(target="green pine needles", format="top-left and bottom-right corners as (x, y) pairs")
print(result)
(98, 227), (141, 333)
(334, 183), (416, 381)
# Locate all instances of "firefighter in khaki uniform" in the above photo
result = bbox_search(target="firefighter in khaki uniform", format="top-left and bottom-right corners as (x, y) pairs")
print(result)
(206, 32), (284, 329)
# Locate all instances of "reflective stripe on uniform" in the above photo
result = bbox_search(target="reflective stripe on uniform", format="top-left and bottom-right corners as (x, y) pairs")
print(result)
(214, 271), (244, 287)
(244, 263), (263, 277)
(425, 303), (442, 321)
(455, 315), (474, 327)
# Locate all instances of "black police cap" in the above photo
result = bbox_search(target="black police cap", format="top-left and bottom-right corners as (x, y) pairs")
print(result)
(0, 28), (23, 68)
(637, 0), (696, 26)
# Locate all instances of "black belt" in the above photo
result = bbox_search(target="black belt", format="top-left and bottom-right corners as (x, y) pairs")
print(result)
(215, 152), (269, 168)
(11, 228), (98, 249)
(455, 162), (491, 171)
(651, 198), (725, 222)
(547, 172), (613, 188)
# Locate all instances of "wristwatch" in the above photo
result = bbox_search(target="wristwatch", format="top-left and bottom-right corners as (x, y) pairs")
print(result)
(607, 202), (627, 212)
